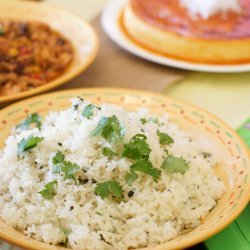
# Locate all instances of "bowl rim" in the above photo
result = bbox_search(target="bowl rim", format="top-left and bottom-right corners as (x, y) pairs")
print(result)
(0, 87), (249, 250)
(0, 1), (99, 104)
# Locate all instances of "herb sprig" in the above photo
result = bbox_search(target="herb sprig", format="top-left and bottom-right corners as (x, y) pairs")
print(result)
(140, 118), (147, 125)
(125, 170), (138, 186)
(17, 135), (44, 158)
(39, 180), (58, 200)
(122, 134), (151, 160)
(95, 181), (123, 200)
(16, 113), (42, 130)
(52, 151), (80, 181)
(161, 156), (190, 174)
(122, 134), (161, 184)
(102, 147), (117, 158)
(82, 104), (95, 119)
(91, 115), (125, 143)
(157, 131), (174, 145)
(130, 159), (161, 182)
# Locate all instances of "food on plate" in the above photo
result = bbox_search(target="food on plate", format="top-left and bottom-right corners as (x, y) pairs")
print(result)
(0, 98), (225, 249)
(0, 21), (73, 96)
(123, 0), (250, 64)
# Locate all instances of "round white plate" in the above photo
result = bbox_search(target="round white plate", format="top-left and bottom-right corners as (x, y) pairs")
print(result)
(101, 0), (250, 73)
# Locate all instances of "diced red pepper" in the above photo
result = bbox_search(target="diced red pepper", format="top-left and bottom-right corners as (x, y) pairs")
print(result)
(19, 47), (31, 55)
(29, 73), (43, 80)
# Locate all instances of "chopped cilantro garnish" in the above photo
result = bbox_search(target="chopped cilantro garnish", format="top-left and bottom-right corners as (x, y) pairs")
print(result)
(62, 161), (80, 180)
(122, 134), (151, 160)
(16, 113), (42, 130)
(82, 104), (95, 119)
(96, 211), (103, 216)
(148, 117), (160, 124)
(0, 27), (4, 35)
(161, 156), (190, 174)
(52, 151), (80, 181)
(122, 134), (160, 182)
(38, 180), (57, 200)
(58, 219), (71, 236)
(102, 147), (117, 158)
(140, 118), (147, 125)
(17, 135), (44, 157)
(91, 115), (125, 143)
(157, 131), (174, 145)
(52, 151), (65, 166)
(73, 104), (79, 111)
(95, 181), (123, 200)
(130, 159), (161, 182)
(125, 170), (138, 186)
(58, 218), (71, 247)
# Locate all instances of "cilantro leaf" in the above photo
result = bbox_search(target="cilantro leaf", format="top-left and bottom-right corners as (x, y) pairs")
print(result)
(52, 151), (80, 181)
(102, 147), (117, 158)
(52, 151), (65, 174)
(58, 219), (71, 237)
(91, 115), (125, 143)
(130, 159), (161, 182)
(95, 181), (123, 200)
(161, 156), (190, 174)
(62, 161), (80, 180)
(17, 135), (44, 157)
(122, 134), (151, 160)
(0, 27), (4, 35)
(140, 118), (147, 125)
(82, 104), (95, 119)
(58, 218), (71, 247)
(148, 117), (160, 124)
(52, 151), (65, 165)
(16, 113), (42, 130)
(125, 170), (138, 186)
(39, 180), (57, 200)
(157, 131), (174, 145)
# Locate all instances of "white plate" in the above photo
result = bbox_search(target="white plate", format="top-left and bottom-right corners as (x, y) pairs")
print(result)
(101, 0), (250, 73)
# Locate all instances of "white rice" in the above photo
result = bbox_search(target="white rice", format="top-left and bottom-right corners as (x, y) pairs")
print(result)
(0, 98), (225, 250)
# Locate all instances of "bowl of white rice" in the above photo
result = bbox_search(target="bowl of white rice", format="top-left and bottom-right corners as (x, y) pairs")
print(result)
(0, 88), (249, 250)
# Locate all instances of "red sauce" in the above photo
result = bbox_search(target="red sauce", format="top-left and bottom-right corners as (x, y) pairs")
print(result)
(131, 0), (250, 39)
(120, 11), (250, 64)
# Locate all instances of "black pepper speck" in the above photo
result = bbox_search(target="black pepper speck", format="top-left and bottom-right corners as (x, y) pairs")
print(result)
(128, 191), (134, 197)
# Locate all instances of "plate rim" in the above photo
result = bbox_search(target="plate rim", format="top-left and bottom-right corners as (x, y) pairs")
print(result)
(101, 0), (250, 73)
(0, 1), (99, 104)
